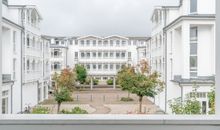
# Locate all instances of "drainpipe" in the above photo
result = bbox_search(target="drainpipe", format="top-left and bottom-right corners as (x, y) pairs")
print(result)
(10, 82), (14, 114)
(164, 8), (168, 114)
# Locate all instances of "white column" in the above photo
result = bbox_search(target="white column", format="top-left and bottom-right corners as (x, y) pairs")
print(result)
(90, 76), (93, 90)
(216, 0), (220, 115)
(113, 76), (116, 89)
(0, 0), (2, 114)
(181, 23), (190, 79)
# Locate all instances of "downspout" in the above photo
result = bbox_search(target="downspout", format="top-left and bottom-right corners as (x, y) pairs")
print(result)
(10, 81), (14, 114)
(164, 8), (168, 113)
(20, 8), (25, 113)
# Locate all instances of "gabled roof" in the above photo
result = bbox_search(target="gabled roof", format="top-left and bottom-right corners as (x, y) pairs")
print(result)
(77, 35), (103, 40)
(9, 5), (43, 20)
(104, 35), (129, 40)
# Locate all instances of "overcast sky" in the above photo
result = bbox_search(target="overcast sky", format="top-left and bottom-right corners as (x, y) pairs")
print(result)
(10, 0), (178, 37)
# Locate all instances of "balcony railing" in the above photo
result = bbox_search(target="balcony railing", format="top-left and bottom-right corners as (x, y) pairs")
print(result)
(0, 115), (219, 130)
(2, 74), (12, 83)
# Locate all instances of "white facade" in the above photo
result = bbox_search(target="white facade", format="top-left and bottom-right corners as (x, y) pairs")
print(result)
(1, 0), (50, 114)
(150, 0), (216, 114)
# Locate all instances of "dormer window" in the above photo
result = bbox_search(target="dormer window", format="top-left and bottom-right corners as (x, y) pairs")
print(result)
(190, 0), (197, 13)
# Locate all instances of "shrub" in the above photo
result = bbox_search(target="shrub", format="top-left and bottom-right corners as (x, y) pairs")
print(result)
(85, 78), (99, 85)
(61, 107), (88, 114)
(120, 97), (134, 102)
(32, 106), (50, 114)
(107, 79), (113, 85)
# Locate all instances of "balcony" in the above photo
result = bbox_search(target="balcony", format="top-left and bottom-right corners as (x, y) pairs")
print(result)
(0, 115), (219, 130)
(2, 74), (12, 83)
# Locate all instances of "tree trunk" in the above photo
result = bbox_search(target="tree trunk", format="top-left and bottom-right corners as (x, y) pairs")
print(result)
(57, 102), (61, 114)
(127, 92), (130, 98)
(139, 96), (143, 113)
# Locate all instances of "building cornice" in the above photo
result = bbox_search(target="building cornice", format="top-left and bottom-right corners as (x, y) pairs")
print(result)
(164, 14), (216, 31)
(2, 17), (24, 29)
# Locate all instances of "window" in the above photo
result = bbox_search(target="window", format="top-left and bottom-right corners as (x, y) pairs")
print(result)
(190, 27), (198, 40)
(86, 52), (90, 58)
(27, 35), (30, 47)
(93, 40), (96, 46)
(104, 52), (108, 58)
(13, 59), (16, 80)
(116, 64), (120, 70)
(27, 60), (30, 72)
(81, 52), (85, 58)
(116, 52), (120, 58)
(122, 41), (126, 46)
(98, 52), (102, 58)
(128, 52), (131, 59)
(104, 64), (108, 70)
(190, 27), (198, 78)
(110, 64), (114, 70)
(121, 52), (125, 58)
(2, 97), (8, 114)
(98, 64), (102, 70)
(93, 64), (96, 70)
(116, 40), (120, 46)
(190, 43), (197, 55)
(80, 40), (84, 46)
(75, 52), (78, 59)
(190, 0), (197, 13)
(110, 40), (114, 46)
(104, 40), (108, 46)
(86, 40), (90, 46)
(93, 52), (96, 58)
(56, 41), (59, 45)
(86, 64), (90, 70)
(98, 40), (102, 46)
(110, 52), (114, 58)
(13, 31), (16, 53)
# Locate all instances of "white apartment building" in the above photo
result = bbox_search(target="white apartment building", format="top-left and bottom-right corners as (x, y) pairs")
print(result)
(70, 35), (149, 87)
(45, 36), (69, 75)
(47, 35), (148, 88)
(1, 0), (50, 114)
(150, 0), (216, 114)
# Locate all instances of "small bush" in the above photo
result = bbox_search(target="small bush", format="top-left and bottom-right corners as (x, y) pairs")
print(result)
(61, 107), (88, 114)
(120, 97), (134, 102)
(32, 106), (50, 114)
(85, 78), (99, 85)
(107, 79), (113, 85)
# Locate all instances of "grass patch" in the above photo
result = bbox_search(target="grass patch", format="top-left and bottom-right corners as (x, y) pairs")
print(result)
(120, 97), (134, 102)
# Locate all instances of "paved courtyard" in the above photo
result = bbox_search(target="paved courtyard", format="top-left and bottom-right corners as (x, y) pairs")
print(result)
(41, 88), (163, 114)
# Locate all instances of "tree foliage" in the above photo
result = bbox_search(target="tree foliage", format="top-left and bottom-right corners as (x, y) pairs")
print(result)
(75, 65), (87, 84)
(52, 68), (76, 113)
(169, 88), (201, 115)
(208, 87), (215, 114)
(117, 60), (163, 113)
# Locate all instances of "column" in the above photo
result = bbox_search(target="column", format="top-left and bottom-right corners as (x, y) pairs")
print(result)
(0, 0), (2, 114)
(90, 76), (93, 90)
(113, 76), (116, 89)
(181, 23), (190, 79)
(216, 0), (220, 115)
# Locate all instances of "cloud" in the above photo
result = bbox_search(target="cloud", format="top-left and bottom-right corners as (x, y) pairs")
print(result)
(9, 0), (178, 36)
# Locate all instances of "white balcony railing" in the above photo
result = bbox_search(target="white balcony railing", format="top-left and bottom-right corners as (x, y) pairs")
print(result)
(0, 115), (219, 130)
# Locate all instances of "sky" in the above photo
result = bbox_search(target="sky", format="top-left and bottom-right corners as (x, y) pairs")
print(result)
(9, 0), (178, 37)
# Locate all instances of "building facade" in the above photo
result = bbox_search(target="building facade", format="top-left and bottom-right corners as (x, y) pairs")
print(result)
(150, 0), (216, 114)
(1, 0), (50, 114)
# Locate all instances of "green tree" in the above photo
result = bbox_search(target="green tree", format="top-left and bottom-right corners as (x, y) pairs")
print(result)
(75, 65), (87, 84)
(169, 88), (201, 115)
(53, 68), (76, 113)
(208, 87), (215, 114)
(117, 66), (135, 98)
(117, 60), (163, 113)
